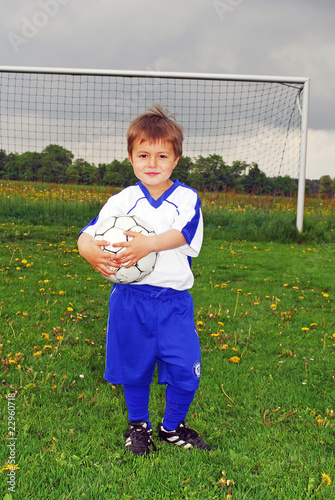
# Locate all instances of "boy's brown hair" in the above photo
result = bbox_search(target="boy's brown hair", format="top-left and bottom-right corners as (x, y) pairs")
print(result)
(127, 104), (183, 158)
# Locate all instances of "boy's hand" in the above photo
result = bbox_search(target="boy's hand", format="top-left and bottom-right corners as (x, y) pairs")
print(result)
(112, 231), (154, 268)
(77, 233), (117, 278)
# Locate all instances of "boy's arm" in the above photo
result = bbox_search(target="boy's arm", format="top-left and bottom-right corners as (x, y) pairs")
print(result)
(113, 229), (186, 269)
(77, 232), (116, 278)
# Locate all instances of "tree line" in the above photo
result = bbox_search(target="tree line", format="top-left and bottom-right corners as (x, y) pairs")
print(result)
(0, 144), (333, 197)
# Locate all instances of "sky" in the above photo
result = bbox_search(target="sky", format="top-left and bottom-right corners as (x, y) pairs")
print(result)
(0, 0), (334, 180)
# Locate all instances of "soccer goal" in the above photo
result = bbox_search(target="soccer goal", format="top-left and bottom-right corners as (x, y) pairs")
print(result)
(0, 66), (309, 231)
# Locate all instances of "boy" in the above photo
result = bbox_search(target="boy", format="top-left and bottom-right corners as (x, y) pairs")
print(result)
(77, 105), (211, 455)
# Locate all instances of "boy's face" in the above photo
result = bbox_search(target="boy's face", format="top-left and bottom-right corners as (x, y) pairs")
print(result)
(128, 139), (180, 198)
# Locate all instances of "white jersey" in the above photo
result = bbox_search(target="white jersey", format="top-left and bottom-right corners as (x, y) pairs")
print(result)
(81, 180), (203, 290)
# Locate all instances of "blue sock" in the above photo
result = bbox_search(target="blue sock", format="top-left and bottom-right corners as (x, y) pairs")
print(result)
(123, 384), (151, 429)
(163, 385), (196, 431)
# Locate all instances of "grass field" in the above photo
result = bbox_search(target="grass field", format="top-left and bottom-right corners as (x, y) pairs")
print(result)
(0, 217), (334, 499)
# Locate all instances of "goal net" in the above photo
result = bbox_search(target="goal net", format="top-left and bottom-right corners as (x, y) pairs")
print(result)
(0, 67), (309, 228)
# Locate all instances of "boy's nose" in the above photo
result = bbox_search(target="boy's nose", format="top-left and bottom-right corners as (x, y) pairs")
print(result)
(149, 157), (157, 167)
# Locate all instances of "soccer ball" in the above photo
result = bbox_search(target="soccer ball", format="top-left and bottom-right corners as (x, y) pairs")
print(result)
(94, 215), (158, 284)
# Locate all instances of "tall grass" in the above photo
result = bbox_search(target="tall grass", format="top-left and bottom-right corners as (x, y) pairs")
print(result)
(1, 180), (334, 243)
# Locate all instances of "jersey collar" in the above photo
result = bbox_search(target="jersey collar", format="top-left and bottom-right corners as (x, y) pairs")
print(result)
(137, 179), (180, 208)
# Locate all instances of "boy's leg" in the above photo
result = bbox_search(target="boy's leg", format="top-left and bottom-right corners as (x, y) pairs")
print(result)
(159, 385), (211, 451)
(162, 384), (195, 431)
(123, 384), (157, 456)
(123, 384), (151, 428)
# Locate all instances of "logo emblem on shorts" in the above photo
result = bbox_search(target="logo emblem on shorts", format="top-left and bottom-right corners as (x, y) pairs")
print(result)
(193, 361), (201, 379)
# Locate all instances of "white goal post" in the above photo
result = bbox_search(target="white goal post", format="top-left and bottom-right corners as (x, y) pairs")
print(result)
(0, 66), (309, 231)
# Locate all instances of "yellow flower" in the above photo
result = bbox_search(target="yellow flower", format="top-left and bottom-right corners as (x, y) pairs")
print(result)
(229, 356), (240, 363)
(302, 327), (309, 331)
(221, 344), (229, 350)
(42, 333), (49, 340)
(1, 463), (20, 472)
(321, 473), (331, 486)
(33, 351), (42, 357)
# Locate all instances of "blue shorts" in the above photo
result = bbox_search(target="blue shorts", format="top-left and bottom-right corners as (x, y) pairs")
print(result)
(104, 284), (201, 391)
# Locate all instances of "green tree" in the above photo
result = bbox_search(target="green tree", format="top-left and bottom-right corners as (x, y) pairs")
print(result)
(188, 154), (231, 191)
(272, 176), (297, 196)
(66, 158), (97, 185)
(103, 158), (137, 187)
(171, 156), (193, 184)
(39, 144), (74, 182)
(241, 163), (270, 194)
(3, 153), (20, 180)
(319, 175), (333, 198)
(0, 149), (7, 178)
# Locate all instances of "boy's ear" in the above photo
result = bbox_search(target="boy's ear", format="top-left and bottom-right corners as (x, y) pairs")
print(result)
(128, 153), (133, 165)
(173, 156), (181, 168)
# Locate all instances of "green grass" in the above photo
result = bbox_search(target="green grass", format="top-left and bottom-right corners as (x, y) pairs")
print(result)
(0, 221), (335, 499)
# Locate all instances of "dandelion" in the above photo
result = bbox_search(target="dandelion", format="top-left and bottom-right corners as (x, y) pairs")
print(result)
(1, 463), (20, 472)
(322, 473), (332, 486)
(302, 327), (309, 332)
(316, 473), (332, 491)
(229, 356), (240, 363)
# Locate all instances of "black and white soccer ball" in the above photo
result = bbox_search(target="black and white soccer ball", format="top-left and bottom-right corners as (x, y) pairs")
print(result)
(94, 215), (158, 284)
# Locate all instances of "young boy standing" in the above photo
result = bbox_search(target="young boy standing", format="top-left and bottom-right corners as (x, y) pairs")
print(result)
(78, 105), (211, 455)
